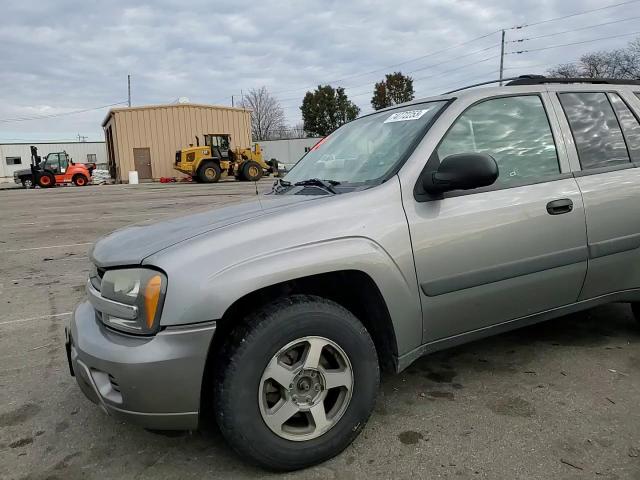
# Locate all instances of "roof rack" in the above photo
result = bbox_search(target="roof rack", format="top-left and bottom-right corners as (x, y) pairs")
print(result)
(442, 77), (523, 94)
(506, 75), (640, 86)
(442, 75), (640, 95)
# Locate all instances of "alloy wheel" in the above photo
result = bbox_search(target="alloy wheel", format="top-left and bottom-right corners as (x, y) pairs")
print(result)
(258, 336), (353, 441)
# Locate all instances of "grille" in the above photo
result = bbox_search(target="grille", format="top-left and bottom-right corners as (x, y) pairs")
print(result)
(108, 374), (120, 393)
(90, 267), (104, 291)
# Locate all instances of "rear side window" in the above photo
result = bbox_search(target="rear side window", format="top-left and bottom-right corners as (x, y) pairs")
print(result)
(609, 93), (640, 162)
(558, 92), (630, 170)
(437, 95), (560, 188)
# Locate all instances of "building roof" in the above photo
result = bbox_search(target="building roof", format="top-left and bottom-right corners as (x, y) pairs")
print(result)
(101, 102), (251, 127)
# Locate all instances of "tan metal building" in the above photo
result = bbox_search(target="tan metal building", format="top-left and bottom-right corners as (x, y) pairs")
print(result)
(102, 103), (251, 182)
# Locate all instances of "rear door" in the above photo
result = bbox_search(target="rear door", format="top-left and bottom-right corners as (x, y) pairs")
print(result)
(551, 88), (640, 299)
(402, 92), (588, 342)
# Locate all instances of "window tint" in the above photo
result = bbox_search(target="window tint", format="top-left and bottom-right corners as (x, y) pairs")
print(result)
(437, 95), (560, 188)
(558, 92), (630, 170)
(609, 93), (640, 162)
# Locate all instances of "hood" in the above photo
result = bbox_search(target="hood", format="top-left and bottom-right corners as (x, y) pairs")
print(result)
(91, 194), (319, 267)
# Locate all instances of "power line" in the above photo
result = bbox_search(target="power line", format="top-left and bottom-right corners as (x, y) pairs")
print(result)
(509, 0), (640, 30)
(507, 30), (640, 54)
(257, 0), (640, 103)
(276, 48), (501, 104)
(269, 30), (503, 97)
(0, 101), (128, 124)
(509, 16), (640, 43)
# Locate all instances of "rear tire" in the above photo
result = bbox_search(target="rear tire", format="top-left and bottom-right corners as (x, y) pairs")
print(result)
(197, 161), (221, 183)
(242, 161), (263, 182)
(213, 295), (379, 471)
(37, 172), (55, 188)
(73, 175), (88, 186)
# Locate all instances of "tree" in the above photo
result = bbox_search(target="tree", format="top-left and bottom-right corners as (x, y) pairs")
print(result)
(371, 72), (415, 110)
(241, 87), (286, 141)
(300, 85), (360, 137)
(548, 37), (640, 79)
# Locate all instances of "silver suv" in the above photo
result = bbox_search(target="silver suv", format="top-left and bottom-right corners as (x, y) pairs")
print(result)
(66, 76), (640, 470)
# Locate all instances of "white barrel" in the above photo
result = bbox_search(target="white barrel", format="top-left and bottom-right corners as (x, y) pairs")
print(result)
(128, 171), (139, 185)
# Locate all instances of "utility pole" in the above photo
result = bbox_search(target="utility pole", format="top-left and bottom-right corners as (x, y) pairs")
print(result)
(77, 134), (87, 142)
(499, 30), (505, 86)
(127, 74), (131, 107)
(231, 95), (235, 107)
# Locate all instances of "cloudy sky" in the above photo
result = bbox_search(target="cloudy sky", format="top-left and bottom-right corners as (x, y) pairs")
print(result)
(1, 0), (639, 142)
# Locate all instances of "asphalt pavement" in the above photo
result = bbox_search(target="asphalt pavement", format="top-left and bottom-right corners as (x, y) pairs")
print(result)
(1, 181), (639, 479)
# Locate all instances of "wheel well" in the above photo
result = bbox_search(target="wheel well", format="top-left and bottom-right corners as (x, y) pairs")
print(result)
(198, 158), (220, 168)
(212, 270), (398, 372)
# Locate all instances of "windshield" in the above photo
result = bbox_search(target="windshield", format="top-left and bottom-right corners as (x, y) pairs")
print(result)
(283, 101), (448, 188)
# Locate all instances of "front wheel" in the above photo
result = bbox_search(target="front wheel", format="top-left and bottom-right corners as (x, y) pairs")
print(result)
(37, 172), (55, 188)
(21, 177), (33, 189)
(213, 295), (379, 471)
(197, 161), (221, 183)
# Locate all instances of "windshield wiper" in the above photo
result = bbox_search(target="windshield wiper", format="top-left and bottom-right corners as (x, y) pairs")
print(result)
(272, 178), (292, 194)
(294, 178), (340, 194)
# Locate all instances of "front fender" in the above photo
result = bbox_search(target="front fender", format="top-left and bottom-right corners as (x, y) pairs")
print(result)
(158, 236), (423, 355)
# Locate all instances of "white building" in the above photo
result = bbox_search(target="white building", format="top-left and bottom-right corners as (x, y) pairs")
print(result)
(254, 138), (322, 171)
(0, 141), (107, 183)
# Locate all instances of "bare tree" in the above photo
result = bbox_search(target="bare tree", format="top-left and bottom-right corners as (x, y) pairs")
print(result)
(241, 87), (286, 141)
(548, 36), (640, 79)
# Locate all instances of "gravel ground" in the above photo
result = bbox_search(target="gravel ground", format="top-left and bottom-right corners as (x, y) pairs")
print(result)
(0, 181), (639, 480)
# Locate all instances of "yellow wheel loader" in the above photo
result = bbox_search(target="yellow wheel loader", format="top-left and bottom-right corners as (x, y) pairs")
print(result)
(174, 134), (278, 183)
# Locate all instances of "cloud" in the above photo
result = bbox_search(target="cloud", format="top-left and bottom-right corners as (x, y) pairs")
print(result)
(0, 0), (637, 141)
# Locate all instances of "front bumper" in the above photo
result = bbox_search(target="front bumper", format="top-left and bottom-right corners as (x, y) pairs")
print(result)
(66, 301), (216, 430)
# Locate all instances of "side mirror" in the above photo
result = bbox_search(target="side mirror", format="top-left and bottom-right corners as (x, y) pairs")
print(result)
(423, 153), (498, 194)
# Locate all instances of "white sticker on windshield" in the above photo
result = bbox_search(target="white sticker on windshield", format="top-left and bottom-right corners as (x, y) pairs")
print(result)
(384, 109), (431, 123)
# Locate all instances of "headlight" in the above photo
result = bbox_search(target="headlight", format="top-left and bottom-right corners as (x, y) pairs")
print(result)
(100, 268), (167, 335)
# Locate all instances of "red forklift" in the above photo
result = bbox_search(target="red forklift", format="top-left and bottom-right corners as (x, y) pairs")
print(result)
(13, 146), (94, 188)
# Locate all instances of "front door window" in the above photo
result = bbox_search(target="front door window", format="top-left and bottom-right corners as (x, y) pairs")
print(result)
(437, 95), (560, 188)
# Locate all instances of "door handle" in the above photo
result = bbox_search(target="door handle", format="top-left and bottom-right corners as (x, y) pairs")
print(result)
(546, 198), (573, 215)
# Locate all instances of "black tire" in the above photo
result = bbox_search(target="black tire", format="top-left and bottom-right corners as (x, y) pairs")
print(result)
(73, 174), (88, 186)
(197, 161), (222, 183)
(21, 177), (33, 189)
(242, 160), (263, 182)
(213, 295), (379, 471)
(267, 159), (279, 175)
(37, 172), (55, 188)
(632, 303), (639, 323)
